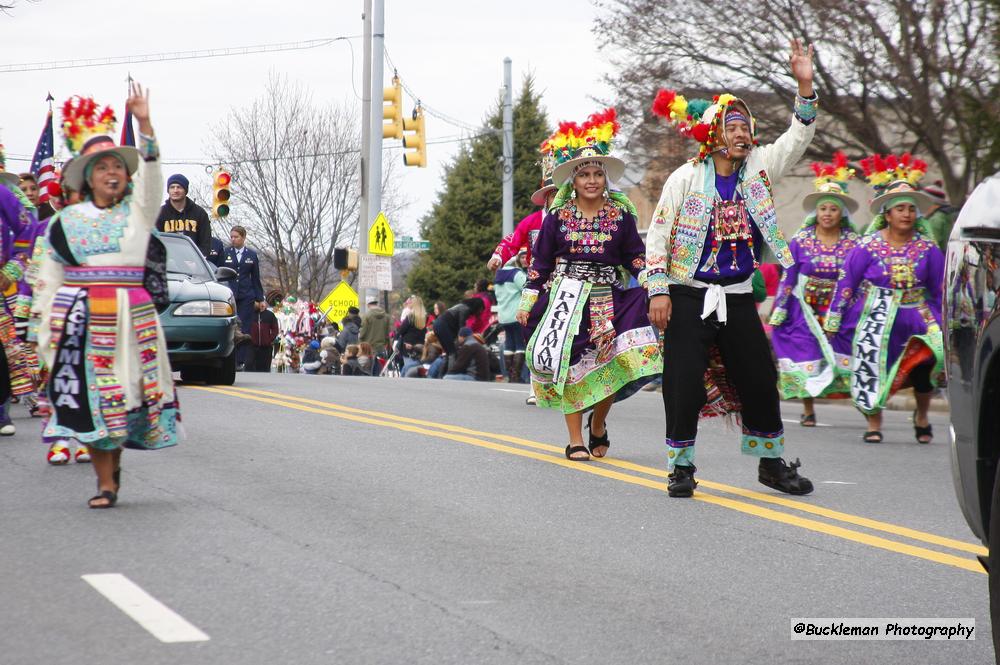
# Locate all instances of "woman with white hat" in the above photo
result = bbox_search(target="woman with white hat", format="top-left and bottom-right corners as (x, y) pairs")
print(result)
(824, 154), (944, 444)
(30, 83), (180, 508)
(516, 109), (661, 461)
(769, 152), (861, 426)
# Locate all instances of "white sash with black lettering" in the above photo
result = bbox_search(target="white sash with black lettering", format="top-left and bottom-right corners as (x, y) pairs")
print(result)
(530, 276), (587, 390)
(850, 286), (895, 413)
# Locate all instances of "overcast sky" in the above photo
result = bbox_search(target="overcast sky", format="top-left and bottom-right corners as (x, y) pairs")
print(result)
(0, 0), (612, 238)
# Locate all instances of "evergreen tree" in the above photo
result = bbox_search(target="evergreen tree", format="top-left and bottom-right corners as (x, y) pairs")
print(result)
(407, 77), (549, 305)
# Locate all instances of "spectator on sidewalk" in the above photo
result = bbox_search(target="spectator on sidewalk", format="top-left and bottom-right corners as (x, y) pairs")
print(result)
(317, 336), (341, 375)
(432, 297), (485, 358)
(360, 296), (390, 357)
(468, 278), (495, 334)
(357, 342), (378, 376)
(207, 236), (226, 268)
(247, 297), (280, 372)
(300, 340), (322, 374)
(407, 330), (445, 378)
(155, 173), (212, 256)
(341, 344), (362, 375)
(396, 295), (427, 376)
(444, 327), (490, 382)
(494, 249), (528, 383)
(337, 307), (361, 351)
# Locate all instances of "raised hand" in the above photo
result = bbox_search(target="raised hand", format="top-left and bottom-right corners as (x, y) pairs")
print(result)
(127, 80), (154, 134)
(789, 39), (814, 96)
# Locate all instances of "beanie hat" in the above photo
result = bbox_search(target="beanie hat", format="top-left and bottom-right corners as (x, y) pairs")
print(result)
(458, 326), (473, 337)
(167, 173), (189, 193)
(309, 340), (320, 350)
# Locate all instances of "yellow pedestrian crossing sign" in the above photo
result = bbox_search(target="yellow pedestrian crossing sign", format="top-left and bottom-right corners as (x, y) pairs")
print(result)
(319, 282), (358, 324)
(368, 212), (394, 257)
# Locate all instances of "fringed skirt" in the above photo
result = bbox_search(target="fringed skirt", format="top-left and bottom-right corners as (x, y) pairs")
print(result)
(524, 268), (661, 414)
(42, 266), (179, 450)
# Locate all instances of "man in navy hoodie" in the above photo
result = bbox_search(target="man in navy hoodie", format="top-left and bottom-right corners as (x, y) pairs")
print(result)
(155, 173), (212, 256)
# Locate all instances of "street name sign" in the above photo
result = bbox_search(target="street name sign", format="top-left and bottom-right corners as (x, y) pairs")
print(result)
(395, 235), (431, 251)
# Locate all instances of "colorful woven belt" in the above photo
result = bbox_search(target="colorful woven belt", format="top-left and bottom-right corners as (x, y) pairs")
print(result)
(554, 260), (622, 286)
(62, 266), (145, 288)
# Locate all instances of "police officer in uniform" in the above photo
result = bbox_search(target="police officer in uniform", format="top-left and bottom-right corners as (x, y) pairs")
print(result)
(222, 225), (265, 369)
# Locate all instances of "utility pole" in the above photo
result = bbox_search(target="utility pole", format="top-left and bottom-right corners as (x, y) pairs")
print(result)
(370, 0), (386, 310)
(370, 0), (385, 225)
(359, 0), (372, 313)
(502, 57), (514, 238)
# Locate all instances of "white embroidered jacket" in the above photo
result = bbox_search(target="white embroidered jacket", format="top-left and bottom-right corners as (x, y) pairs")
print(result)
(644, 98), (818, 295)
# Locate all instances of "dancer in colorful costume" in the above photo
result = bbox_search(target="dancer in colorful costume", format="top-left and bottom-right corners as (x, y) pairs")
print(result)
(516, 109), (661, 461)
(30, 85), (180, 508)
(29, 164), (94, 464)
(824, 154), (943, 444)
(0, 146), (41, 434)
(769, 152), (861, 425)
(645, 40), (817, 497)
(488, 153), (558, 271)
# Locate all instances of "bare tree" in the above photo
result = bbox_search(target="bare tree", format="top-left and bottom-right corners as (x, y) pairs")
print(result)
(596, 0), (1000, 204)
(208, 74), (407, 300)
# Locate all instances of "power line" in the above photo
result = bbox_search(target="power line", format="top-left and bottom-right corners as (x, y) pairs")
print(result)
(383, 46), (493, 136)
(0, 37), (361, 73)
(151, 132), (497, 168)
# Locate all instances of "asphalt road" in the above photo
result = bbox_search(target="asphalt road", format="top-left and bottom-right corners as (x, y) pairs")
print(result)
(1, 373), (992, 664)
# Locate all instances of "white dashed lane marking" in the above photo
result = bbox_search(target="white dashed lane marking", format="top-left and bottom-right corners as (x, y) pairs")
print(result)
(82, 573), (210, 643)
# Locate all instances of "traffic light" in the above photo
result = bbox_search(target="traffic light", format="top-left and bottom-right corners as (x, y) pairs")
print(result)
(333, 247), (358, 271)
(212, 169), (231, 218)
(383, 76), (403, 140)
(402, 106), (426, 168)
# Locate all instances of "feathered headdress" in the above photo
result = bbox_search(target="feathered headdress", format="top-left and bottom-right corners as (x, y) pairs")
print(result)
(801, 151), (860, 216)
(858, 153), (927, 195)
(61, 96), (116, 155)
(651, 89), (754, 161)
(540, 108), (620, 167)
(811, 151), (855, 193)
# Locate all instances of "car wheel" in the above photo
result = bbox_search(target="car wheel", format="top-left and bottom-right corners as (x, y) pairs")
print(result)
(989, 461), (1000, 659)
(208, 349), (237, 386)
(179, 366), (208, 383)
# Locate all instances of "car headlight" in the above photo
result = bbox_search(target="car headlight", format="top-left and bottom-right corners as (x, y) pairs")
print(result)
(173, 300), (235, 316)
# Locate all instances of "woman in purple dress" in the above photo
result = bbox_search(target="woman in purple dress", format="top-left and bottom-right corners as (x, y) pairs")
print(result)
(824, 155), (943, 443)
(516, 110), (661, 461)
(769, 153), (860, 426)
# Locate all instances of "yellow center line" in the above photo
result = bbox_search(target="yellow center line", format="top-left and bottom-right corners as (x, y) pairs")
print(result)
(189, 385), (985, 575)
(215, 385), (987, 558)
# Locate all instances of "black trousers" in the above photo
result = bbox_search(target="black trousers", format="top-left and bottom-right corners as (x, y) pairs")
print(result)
(247, 345), (273, 372)
(662, 286), (783, 446)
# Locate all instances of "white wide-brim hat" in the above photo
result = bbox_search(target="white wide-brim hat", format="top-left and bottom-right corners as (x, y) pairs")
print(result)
(62, 135), (140, 192)
(0, 172), (21, 188)
(530, 178), (558, 206)
(869, 180), (935, 215)
(802, 181), (859, 214)
(552, 147), (626, 187)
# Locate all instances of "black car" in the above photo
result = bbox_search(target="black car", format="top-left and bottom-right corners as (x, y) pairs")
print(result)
(157, 233), (239, 385)
(944, 172), (1000, 656)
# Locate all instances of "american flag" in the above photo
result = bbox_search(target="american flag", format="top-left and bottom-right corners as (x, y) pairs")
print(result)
(120, 105), (135, 147)
(29, 109), (55, 204)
